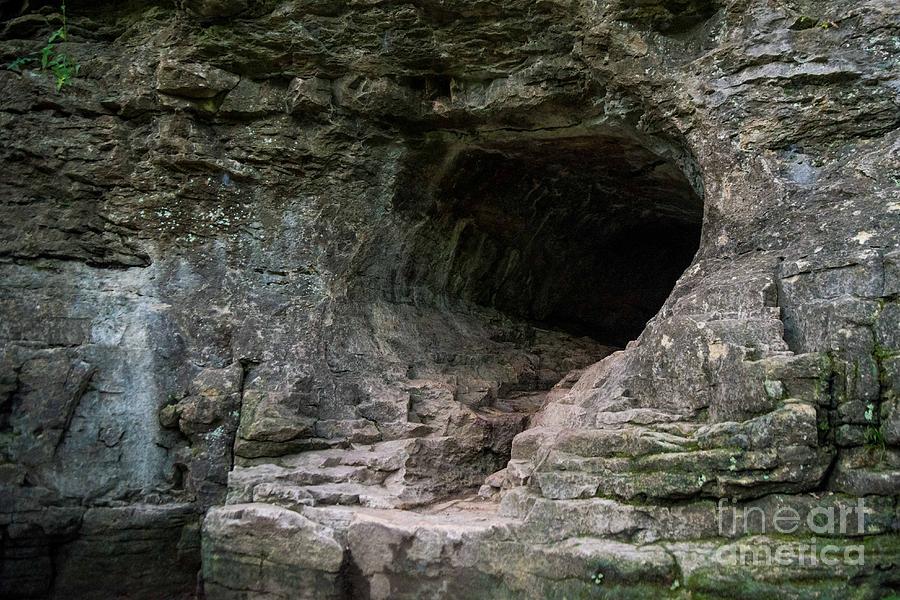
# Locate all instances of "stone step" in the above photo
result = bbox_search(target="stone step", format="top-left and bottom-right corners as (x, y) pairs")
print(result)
(490, 391), (548, 414)
(301, 483), (403, 509)
(243, 439), (414, 472)
(228, 462), (392, 505)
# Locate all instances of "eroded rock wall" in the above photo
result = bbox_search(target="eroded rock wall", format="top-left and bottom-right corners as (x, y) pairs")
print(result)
(0, 0), (898, 598)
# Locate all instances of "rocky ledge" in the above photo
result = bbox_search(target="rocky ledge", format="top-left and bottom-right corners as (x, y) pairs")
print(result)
(202, 497), (900, 599)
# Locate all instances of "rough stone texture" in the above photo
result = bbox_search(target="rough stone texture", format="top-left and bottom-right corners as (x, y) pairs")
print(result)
(1, 502), (199, 599)
(202, 503), (345, 599)
(0, 0), (898, 597)
(203, 499), (900, 599)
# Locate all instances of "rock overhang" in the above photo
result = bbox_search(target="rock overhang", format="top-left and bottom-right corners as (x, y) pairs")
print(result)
(379, 126), (705, 345)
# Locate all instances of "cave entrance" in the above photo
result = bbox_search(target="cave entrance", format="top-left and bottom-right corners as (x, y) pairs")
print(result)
(394, 132), (704, 348)
(336, 130), (705, 501)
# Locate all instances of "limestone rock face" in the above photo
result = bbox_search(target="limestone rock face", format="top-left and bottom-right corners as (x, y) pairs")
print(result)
(202, 503), (345, 599)
(0, 0), (898, 597)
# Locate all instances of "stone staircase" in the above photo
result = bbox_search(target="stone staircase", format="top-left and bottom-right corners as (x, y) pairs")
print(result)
(228, 385), (559, 511)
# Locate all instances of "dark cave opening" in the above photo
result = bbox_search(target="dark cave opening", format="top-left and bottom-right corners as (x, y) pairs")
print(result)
(392, 133), (704, 347)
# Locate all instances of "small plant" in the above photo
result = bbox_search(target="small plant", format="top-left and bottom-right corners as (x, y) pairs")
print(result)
(591, 571), (604, 586)
(728, 456), (738, 472)
(670, 579), (681, 591)
(864, 425), (886, 452)
(864, 403), (875, 422)
(789, 15), (838, 31)
(7, 1), (79, 91)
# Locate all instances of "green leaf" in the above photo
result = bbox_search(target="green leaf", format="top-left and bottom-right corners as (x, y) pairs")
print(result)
(8, 56), (36, 71)
(40, 46), (53, 69)
(48, 27), (65, 44)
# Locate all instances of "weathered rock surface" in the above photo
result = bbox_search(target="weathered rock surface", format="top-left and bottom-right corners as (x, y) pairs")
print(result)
(202, 498), (900, 599)
(202, 503), (345, 599)
(1, 502), (199, 599)
(0, 0), (898, 597)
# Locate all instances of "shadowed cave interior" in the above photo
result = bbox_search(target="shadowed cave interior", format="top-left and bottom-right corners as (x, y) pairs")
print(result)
(389, 133), (704, 348)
